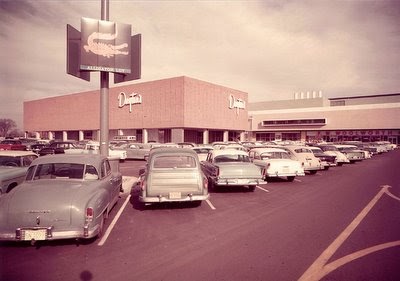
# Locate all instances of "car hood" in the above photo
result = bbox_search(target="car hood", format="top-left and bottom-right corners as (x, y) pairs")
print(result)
(1, 180), (88, 228)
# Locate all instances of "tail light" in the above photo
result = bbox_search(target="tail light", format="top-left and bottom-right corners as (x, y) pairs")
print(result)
(301, 162), (305, 167)
(140, 179), (146, 191)
(86, 207), (94, 221)
(214, 167), (220, 177)
(203, 177), (208, 189)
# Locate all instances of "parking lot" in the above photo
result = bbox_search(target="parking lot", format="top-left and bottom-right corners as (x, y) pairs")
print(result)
(1, 149), (400, 281)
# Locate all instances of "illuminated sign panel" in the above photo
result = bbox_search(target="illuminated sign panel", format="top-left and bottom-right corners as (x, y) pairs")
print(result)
(80, 17), (131, 74)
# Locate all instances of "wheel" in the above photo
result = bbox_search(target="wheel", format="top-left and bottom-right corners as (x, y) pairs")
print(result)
(5, 162), (18, 167)
(248, 185), (256, 192)
(309, 170), (318, 175)
(287, 176), (295, 182)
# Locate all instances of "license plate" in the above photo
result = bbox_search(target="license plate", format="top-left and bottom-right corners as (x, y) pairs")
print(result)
(169, 192), (181, 199)
(22, 229), (47, 241)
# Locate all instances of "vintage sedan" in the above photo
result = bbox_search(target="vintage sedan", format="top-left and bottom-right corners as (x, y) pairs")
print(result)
(314, 144), (350, 166)
(0, 154), (122, 242)
(201, 149), (264, 191)
(308, 146), (337, 170)
(0, 151), (38, 195)
(249, 147), (305, 182)
(280, 146), (323, 174)
(333, 144), (366, 163)
(113, 142), (153, 160)
(138, 148), (209, 206)
(191, 146), (214, 162)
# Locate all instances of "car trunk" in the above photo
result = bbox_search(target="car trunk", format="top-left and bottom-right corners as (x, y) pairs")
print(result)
(147, 168), (203, 197)
(6, 180), (83, 228)
(217, 162), (261, 178)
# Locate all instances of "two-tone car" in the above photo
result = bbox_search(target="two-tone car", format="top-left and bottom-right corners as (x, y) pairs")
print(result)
(307, 146), (337, 170)
(201, 149), (264, 191)
(0, 150), (38, 195)
(280, 146), (323, 174)
(138, 148), (209, 206)
(333, 144), (365, 163)
(0, 154), (122, 243)
(249, 147), (305, 182)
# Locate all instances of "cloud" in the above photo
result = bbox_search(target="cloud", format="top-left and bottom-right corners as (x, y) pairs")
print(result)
(0, 0), (399, 129)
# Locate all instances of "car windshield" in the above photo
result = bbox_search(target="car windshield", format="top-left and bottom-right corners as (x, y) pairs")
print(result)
(214, 154), (250, 163)
(153, 156), (197, 168)
(26, 163), (98, 180)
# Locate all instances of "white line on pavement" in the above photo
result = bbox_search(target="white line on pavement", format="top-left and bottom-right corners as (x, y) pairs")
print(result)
(257, 186), (270, 192)
(98, 194), (131, 246)
(206, 199), (216, 210)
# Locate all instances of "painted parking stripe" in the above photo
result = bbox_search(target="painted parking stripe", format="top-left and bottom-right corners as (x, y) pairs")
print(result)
(295, 178), (302, 182)
(257, 186), (270, 193)
(298, 185), (393, 281)
(98, 194), (131, 246)
(206, 199), (216, 210)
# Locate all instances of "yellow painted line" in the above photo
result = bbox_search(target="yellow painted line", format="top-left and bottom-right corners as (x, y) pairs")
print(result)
(298, 185), (392, 281)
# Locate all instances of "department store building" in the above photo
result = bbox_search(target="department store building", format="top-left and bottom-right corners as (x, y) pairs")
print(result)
(23, 76), (400, 145)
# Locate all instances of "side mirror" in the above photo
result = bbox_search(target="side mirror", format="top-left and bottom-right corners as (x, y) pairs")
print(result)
(139, 168), (146, 176)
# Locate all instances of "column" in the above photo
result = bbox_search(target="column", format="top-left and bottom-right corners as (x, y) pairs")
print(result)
(79, 131), (84, 141)
(223, 131), (229, 142)
(143, 129), (148, 144)
(203, 129), (209, 144)
(63, 131), (68, 141)
(48, 131), (54, 140)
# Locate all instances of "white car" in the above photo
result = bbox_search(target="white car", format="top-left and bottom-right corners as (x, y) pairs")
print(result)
(315, 145), (350, 166)
(249, 147), (305, 182)
(191, 146), (214, 162)
(280, 146), (323, 174)
(65, 141), (127, 162)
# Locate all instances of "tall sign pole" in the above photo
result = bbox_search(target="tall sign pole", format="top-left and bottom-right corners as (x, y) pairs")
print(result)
(67, 1), (141, 157)
(100, 0), (110, 157)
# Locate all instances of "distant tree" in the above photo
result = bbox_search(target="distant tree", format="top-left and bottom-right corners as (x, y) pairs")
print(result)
(0, 118), (17, 137)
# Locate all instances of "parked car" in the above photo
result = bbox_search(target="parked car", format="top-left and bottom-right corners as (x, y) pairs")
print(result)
(30, 143), (48, 154)
(280, 146), (323, 174)
(0, 151), (39, 195)
(0, 154), (122, 242)
(38, 141), (79, 156)
(333, 145), (365, 163)
(0, 139), (27, 151)
(65, 141), (128, 162)
(314, 144), (350, 166)
(249, 147), (305, 182)
(201, 149), (264, 191)
(191, 146), (214, 162)
(138, 148), (209, 206)
(112, 142), (153, 160)
(307, 146), (337, 170)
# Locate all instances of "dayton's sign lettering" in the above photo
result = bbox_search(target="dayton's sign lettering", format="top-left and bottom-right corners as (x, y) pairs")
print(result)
(228, 94), (246, 115)
(118, 92), (142, 113)
(80, 17), (132, 74)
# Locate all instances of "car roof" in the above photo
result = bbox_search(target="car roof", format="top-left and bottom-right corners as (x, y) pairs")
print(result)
(249, 147), (288, 153)
(0, 150), (38, 157)
(149, 147), (197, 156)
(211, 149), (249, 156)
(31, 154), (105, 166)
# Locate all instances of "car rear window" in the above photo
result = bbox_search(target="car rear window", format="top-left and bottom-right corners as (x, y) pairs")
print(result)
(32, 163), (85, 180)
(153, 156), (196, 169)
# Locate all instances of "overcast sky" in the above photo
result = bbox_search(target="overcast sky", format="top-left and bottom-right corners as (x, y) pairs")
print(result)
(1, 0), (400, 129)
